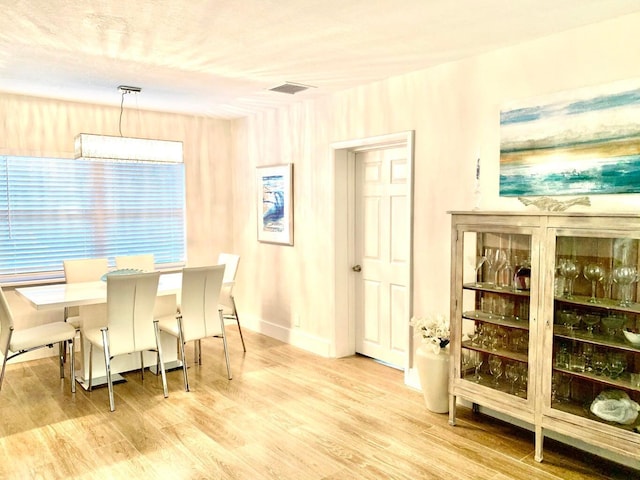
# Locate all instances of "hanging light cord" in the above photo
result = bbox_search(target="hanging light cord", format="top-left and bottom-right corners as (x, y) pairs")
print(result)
(119, 89), (128, 137)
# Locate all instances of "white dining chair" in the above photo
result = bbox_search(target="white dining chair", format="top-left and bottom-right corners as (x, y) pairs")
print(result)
(114, 254), (155, 271)
(62, 257), (109, 363)
(158, 264), (230, 391)
(0, 286), (76, 394)
(217, 253), (246, 352)
(81, 271), (168, 411)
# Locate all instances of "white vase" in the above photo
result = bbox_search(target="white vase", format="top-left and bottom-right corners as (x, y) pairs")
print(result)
(415, 343), (450, 413)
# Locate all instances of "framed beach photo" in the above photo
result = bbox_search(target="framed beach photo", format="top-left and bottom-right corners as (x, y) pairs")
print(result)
(256, 163), (294, 245)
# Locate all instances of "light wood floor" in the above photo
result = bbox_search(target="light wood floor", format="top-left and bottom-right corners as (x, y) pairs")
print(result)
(1, 328), (637, 480)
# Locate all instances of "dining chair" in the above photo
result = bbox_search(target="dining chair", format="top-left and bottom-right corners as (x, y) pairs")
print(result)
(114, 254), (155, 271)
(81, 271), (168, 411)
(62, 257), (109, 363)
(217, 253), (246, 352)
(158, 264), (230, 391)
(0, 286), (76, 394)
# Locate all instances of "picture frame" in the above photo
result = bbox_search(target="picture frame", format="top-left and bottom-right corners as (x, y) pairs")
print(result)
(499, 77), (640, 197)
(256, 163), (294, 245)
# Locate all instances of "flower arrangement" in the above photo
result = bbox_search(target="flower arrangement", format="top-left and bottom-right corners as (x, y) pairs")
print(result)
(410, 313), (450, 351)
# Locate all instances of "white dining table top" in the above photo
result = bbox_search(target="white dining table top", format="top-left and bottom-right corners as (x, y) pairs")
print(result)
(15, 272), (182, 311)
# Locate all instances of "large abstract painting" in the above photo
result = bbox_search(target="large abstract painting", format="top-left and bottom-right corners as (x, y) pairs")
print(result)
(256, 163), (293, 245)
(500, 78), (640, 197)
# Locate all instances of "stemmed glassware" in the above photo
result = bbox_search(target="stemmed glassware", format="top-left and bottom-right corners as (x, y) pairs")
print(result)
(505, 363), (520, 395)
(471, 352), (484, 383)
(474, 255), (487, 287)
(492, 249), (507, 289)
(488, 355), (503, 387)
(558, 258), (580, 299)
(612, 265), (638, 307)
(583, 263), (605, 303)
(483, 248), (496, 286)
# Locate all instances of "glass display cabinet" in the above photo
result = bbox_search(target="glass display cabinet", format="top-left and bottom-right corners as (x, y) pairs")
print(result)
(448, 212), (640, 468)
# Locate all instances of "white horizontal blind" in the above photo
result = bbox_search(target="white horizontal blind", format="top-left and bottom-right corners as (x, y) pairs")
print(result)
(0, 155), (185, 283)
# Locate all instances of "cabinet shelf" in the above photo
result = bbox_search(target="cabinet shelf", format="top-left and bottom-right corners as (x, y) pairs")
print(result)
(553, 325), (640, 353)
(462, 340), (528, 363)
(463, 283), (530, 297)
(554, 295), (640, 315)
(463, 311), (530, 331)
(553, 366), (640, 393)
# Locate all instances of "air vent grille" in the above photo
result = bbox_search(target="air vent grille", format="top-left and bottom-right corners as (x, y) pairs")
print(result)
(269, 82), (314, 95)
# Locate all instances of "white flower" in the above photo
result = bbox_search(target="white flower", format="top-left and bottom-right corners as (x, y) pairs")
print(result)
(410, 313), (450, 349)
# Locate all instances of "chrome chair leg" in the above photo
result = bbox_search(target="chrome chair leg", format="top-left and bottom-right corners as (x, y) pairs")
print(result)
(218, 309), (232, 380)
(100, 327), (115, 411)
(88, 342), (93, 391)
(69, 337), (76, 393)
(58, 341), (65, 378)
(177, 317), (189, 392)
(140, 352), (144, 381)
(153, 320), (168, 398)
(0, 329), (12, 391)
(231, 295), (246, 352)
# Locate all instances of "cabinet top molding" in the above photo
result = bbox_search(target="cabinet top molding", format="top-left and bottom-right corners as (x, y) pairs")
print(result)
(448, 211), (640, 219)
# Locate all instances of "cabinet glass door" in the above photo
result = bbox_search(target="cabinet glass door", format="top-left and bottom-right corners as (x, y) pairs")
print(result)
(460, 231), (532, 398)
(551, 235), (640, 431)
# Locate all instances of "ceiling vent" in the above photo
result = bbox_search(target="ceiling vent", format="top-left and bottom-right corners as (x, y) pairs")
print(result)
(269, 82), (315, 95)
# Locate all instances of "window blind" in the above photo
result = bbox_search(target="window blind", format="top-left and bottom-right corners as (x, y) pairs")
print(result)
(0, 155), (185, 283)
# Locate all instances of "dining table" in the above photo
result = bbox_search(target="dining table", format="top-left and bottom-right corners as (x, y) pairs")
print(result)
(15, 272), (183, 390)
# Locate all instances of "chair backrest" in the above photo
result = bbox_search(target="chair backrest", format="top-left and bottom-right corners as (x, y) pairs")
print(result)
(0, 287), (14, 357)
(180, 265), (226, 343)
(63, 258), (109, 283)
(106, 272), (160, 357)
(115, 254), (155, 271)
(217, 253), (240, 284)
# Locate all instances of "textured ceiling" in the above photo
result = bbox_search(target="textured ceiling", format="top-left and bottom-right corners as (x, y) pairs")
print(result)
(1, 0), (639, 119)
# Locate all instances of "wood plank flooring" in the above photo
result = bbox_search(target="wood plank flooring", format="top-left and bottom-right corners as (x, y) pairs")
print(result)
(0, 328), (637, 479)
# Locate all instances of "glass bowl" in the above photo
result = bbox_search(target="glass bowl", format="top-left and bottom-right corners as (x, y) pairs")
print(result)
(623, 329), (640, 347)
(601, 315), (626, 337)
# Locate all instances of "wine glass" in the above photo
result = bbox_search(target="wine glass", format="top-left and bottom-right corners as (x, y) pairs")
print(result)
(612, 265), (638, 307)
(583, 263), (605, 303)
(581, 313), (600, 336)
(474, 255), (487, 286)
(505, 363), (520, 395)
(559, 259), (580, 299)
(471, 352), (484, 383)
(488, 355), (503, 387)
(483, 248), (496, 285)
(492, 249), (507, 289)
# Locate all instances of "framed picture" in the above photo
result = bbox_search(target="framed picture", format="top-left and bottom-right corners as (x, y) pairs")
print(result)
(256, 163), (294, 245)
(499, 77), (640, 196)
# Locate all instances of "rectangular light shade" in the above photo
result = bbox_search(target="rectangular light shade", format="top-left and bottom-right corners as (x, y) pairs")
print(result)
(74, 133), (183, 163)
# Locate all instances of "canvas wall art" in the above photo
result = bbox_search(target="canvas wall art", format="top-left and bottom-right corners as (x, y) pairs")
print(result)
(499, 78), (640, 197)
(256, 163), (293, 245)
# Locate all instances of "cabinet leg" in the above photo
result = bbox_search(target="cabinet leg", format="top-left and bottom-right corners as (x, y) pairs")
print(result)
(534, 425), (544, 463)
(472, 402), (480, 414)
(448, 395), (457, 426)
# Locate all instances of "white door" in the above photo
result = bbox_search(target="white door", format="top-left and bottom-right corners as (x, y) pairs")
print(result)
(354, 145), (410, 367)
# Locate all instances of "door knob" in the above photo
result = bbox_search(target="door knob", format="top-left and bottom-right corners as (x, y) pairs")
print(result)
(352, 265), (362, 272)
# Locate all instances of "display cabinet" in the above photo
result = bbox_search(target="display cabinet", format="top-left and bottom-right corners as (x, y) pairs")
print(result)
(448, 212), (640, 467)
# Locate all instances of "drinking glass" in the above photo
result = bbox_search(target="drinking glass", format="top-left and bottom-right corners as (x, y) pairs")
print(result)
(592, 352), (608, 376)
(608, 353), (626, 380)
(581, 313), (600, 336)
(483, 248), (496, 285)
(471, 352), (484, 383)
(492, 249), (507, 289)
(474, 255), (487, 286)
(505, 363), (520, 395)
(583, 263), (605, 303)
(559, 259), (580, 299)
(612, 265), (638, 307)
(488, 355), (503, 387)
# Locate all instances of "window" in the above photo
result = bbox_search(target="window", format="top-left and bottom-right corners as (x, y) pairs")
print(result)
(0, 155), (185, 283)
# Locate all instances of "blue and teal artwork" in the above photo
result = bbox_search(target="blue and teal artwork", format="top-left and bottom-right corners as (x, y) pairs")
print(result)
(499, 79), (640, 196)
(261, 174), (285, 232)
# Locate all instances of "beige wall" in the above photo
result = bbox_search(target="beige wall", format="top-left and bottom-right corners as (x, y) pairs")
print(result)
(230, 12), (640, 357)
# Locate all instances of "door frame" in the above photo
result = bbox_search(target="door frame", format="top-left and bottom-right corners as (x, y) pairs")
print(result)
(331, 131), (415, 376)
